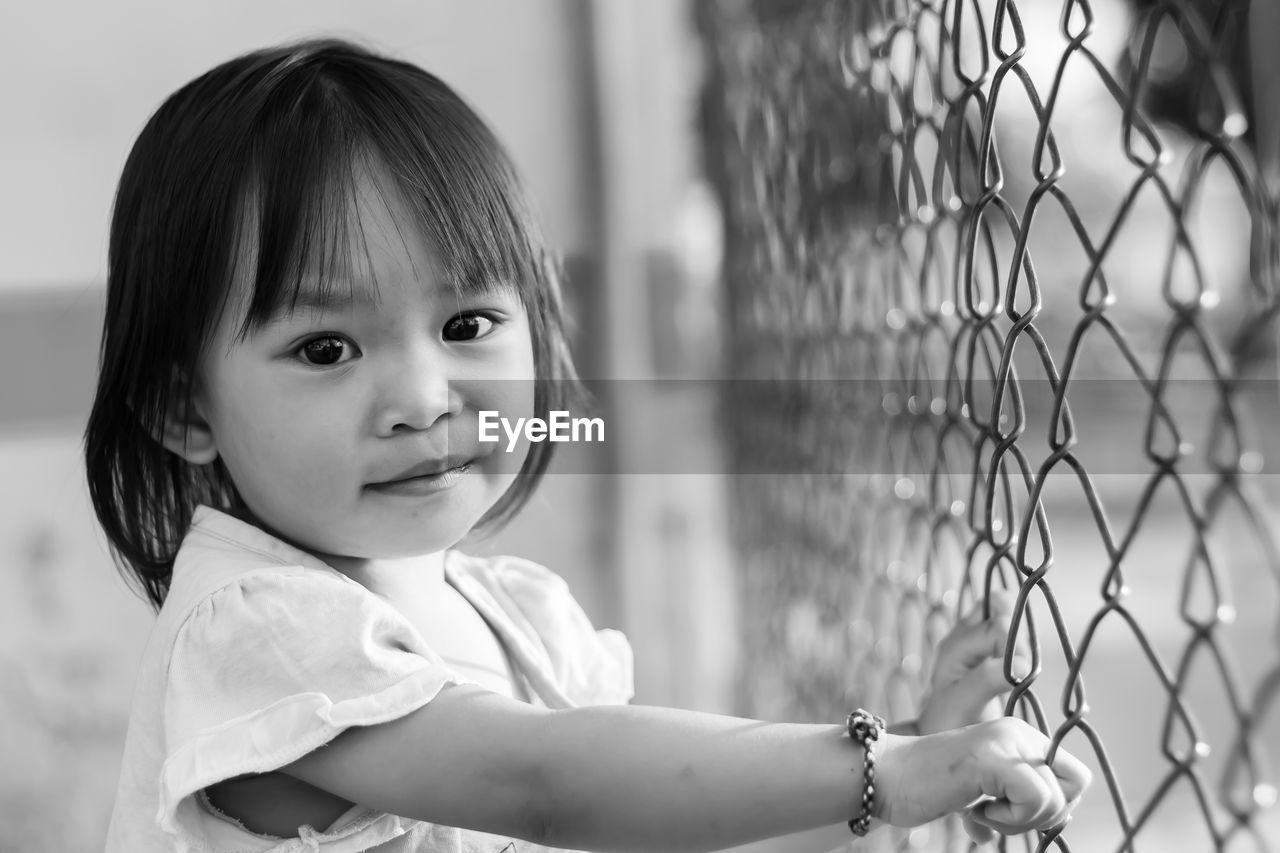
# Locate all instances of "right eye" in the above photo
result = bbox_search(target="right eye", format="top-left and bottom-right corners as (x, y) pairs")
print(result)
(296, 335), (358, 366)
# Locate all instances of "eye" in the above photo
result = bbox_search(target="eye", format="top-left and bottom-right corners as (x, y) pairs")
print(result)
(443, 312), (497, 342)
(296, 335), (358, 366)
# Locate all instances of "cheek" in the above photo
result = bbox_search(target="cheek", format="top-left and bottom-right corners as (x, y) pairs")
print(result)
(485, 325), (537, 412)
(493, 378), (536, 425)
(209, 389), (355, 492)
(471, 376), (537, 478)
(499, 319), (537, 382)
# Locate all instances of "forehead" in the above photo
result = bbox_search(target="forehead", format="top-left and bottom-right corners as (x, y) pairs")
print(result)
(210, 127), (536, 349)
(221, 162), (435, 326)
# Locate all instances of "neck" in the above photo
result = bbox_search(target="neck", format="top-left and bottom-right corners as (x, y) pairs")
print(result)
(320, 549), (450, 594)
(233, 506), (452, 594)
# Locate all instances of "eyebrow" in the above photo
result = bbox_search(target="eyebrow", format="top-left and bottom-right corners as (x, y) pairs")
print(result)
(266, 286), (377, 319)
(262, 276), (520, 321)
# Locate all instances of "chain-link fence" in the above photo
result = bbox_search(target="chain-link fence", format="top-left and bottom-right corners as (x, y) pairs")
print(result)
(698, 1), (1280, 850)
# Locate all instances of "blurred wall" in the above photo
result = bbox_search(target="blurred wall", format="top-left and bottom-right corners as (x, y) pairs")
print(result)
(0, 0), (597, 291)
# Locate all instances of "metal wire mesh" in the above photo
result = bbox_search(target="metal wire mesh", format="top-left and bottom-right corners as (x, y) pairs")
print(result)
(697, 0), (1280, 850)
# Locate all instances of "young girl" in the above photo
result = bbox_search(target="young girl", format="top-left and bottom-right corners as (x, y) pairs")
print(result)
(87, 38), (1089, 853)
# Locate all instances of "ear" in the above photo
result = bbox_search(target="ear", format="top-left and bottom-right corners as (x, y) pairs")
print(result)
(156, 369), (220, 465)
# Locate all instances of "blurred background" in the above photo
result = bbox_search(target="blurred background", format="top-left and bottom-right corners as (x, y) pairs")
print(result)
(2, 1), (1279, 851)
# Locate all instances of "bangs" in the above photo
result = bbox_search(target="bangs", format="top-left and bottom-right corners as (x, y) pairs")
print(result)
(234, 54), (540, 333)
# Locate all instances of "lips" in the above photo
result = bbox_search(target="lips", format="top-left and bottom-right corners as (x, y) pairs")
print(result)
(369, 456), (474, 487)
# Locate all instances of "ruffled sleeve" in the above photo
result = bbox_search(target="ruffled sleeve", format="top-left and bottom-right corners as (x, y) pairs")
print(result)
(157, 567), (467, 842)
(451, 554), (634, 708)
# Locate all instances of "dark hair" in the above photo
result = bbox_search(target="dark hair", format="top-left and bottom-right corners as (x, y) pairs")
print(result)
(85, 38), (582, 611)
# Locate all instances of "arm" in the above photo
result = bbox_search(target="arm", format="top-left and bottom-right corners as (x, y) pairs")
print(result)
(281, 683), (1088, 852)
(283, 684), (860, 851)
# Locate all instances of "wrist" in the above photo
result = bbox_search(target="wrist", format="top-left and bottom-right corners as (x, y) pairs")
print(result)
(872, 729), (978, 829)
(870, 732), (908, 825)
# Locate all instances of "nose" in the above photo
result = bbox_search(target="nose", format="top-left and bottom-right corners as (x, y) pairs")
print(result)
(373, 352), (462, 436)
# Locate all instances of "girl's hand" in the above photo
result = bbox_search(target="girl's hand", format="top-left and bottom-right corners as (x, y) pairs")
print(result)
(876, 717), (1092, 844)
(916, 589), (1031, 735)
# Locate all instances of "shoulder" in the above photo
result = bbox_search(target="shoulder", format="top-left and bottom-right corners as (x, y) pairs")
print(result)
(165, 524), (441, 683)
(447, 551), (588, 637)
(454, 551), (570, 600)
(161, 506), (351, 616)
(159, 508), (449, 713)
(448, 552), (633, 706)
(153, 520), (467, 843)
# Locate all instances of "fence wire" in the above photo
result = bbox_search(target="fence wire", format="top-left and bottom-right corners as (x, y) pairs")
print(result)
(697, 1), (1280, 851)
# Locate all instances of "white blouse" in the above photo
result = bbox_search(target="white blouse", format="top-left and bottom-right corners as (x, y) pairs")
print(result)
(105, 507), (633, 852)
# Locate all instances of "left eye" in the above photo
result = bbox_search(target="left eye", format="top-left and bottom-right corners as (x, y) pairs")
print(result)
(443, 312), (496, 342)
(297, 335), (358, 366)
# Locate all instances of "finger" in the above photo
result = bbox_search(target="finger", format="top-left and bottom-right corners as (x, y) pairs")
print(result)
(961, 588), (1013, 625)
(1006, 620), (1034, 665)
(967, 805), (1014, 838)
(963, 807), (998, 845)
(979, 761), (1065, 831)
(950, 621), (1008, 670)
(949, 657), (1014, 707)
(1009, 649), (1033, 682)
(930, 623), (985, 687)
(985, 587), (1016, 619)
(960, 599), (987, 626)
(1048, 746), (1094, 803)
(970, 803), (1024, 836)
(972, 807), (1073, 842)
(1034, 762), (1074, 828)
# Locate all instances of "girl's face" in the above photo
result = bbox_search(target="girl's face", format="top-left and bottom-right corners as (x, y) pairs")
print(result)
(182, 164), (536, 563)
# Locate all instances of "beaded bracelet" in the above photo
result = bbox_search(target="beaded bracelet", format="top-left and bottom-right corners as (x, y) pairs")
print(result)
(846, 708), (886, 836)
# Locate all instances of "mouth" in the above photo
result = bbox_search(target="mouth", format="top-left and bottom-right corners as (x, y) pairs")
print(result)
(366, 458), (475, 495)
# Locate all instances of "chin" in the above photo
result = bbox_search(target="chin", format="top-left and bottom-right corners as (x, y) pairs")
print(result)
(291, 498), (496, 560)
(372, 519), (487, 556)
